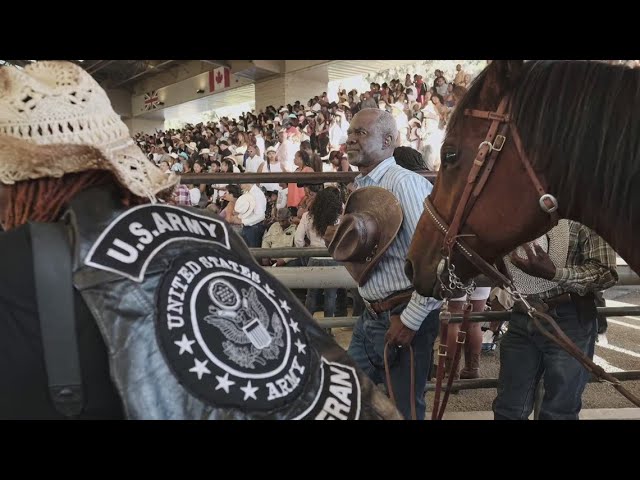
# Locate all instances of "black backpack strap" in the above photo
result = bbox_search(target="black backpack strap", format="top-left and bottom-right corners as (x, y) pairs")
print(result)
(30, 222), (84, 418)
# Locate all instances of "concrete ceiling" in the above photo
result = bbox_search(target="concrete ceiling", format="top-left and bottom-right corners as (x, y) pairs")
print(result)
(136, 60), (421, 122)
(327, 60), (422, 80)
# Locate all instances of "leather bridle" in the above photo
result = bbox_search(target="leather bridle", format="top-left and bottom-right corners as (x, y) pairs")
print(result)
(424, 96), (559, 297)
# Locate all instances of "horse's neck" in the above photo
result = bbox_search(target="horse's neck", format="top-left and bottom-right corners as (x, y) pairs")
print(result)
(563, 200), (640, 275)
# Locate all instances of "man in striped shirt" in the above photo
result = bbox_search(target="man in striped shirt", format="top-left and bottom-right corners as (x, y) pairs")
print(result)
(344, 109), (441, 420)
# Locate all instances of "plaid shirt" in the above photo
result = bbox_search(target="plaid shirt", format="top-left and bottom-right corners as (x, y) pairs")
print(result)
(538, 220), (618, 300)
(172, 184), (192, 207)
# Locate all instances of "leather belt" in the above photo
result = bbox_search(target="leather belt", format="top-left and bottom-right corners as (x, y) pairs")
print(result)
(541, 292), (573, 311)
(363, 289), (414, 316)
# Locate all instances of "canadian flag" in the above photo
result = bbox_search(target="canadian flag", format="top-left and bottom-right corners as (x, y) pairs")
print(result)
(209, 67), (230, 92)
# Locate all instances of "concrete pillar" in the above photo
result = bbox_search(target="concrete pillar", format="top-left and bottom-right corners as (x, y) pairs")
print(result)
(283, 63), (329, 106)
(254, 76), (285, 113)
(255, 63), (330, 112)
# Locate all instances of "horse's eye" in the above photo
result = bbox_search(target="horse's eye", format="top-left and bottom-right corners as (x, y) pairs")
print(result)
(441, 148), (457, 165)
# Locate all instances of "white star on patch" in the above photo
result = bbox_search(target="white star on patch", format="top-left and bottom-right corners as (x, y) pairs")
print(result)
(240, 381), (259, 400)
(174, 334), (196, 355)
(294, 339), (307, 354)
(189, 358), (211, 380)
(264, 283), (275, 297)
(280, 299), (291, 313)
(289, 318), (300, 333)
(215, 373), (236, 394)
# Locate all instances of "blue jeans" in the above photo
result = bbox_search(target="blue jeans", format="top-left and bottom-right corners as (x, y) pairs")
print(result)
(306, 289), (338, 318)
(348, 304), (440, 420)
(493, 302), (597, 420)
(305, 258), (340, 318)
(241, 223), (265, 248)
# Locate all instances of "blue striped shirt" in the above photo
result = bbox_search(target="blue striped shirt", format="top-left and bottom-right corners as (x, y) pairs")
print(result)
(353, 157), (442, 330)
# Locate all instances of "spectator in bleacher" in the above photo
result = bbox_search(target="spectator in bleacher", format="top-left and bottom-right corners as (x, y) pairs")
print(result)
(171, 181), (192, 207)
(316, 111), (329, 157)
(244, 144), (263, 173)
(407, 119), (424, 152)
(221, 157), (241, 174)
(329, 112), (349, 150)
(263, 190), (279, 229)
(360, 91), (378, 110)
(261, 208), (298, 267)
(444, 83), (456, 108)
(287, 150), (315, 220)
(218, 140), (233, 159)
(236, 183), (267, 247)
(257, 146), (285, 192)
(453, 63), (468, 87)
(159, 159), (171, 174)
(297, 187), (344, 321)
(301, 141), (323, 173)
(435, 76), (449, 97)
(431, 93), (449, 129)
(252, 125), (266, 157)
(218, 184), (243, 234)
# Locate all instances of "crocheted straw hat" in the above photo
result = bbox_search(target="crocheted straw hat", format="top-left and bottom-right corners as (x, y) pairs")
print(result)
(0, 61), (178, 201)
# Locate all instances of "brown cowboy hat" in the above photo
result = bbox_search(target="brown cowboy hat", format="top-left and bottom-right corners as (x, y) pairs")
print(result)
(328, 187), (403, 286)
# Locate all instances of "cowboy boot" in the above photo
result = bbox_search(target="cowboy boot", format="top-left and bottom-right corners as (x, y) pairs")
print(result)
(460, 352), (480, 379)
(460, 323), (482, 379)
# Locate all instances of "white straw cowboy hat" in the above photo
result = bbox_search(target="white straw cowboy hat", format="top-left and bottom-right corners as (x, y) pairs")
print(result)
(0, 61), (178, 200)
(234, 193), (256, 221)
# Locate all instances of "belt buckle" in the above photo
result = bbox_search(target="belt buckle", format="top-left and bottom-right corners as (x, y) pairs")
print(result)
(364, 299), (378, 319)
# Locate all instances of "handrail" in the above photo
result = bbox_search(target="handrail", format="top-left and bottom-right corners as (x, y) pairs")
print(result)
(181, 171), (437, 185)
(315, 306), (640, 329)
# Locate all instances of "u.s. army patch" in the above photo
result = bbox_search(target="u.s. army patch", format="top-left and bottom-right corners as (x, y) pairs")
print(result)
(85, 204), (230, 282)
(156, 251), (311, 411)
(295, 358), (362, 420)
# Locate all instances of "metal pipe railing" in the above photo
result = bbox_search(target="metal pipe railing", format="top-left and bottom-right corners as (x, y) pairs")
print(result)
(268, 265), (640, 288)
(423, 370), (640, 392)
(314, 306), (640, 329)
(181, 171), (437, 185)
(250, 247), (328, 259)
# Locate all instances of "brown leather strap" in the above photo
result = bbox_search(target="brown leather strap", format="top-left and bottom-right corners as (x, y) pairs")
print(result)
(384, 342), (417, 420)
(436, 302), (473, 420)
(444, 98), (509, 250)
(509, 123), (559, 225)
(424, 197), (515, 289)
(530, 309), (640, 408)
(471, 120), (511, 199)
(431, 307), (451, 420)
(454, 120), (511, 239)
(463, 109), (510, 122)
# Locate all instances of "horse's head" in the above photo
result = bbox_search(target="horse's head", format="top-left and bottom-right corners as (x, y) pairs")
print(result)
(406, 60), (558, 298)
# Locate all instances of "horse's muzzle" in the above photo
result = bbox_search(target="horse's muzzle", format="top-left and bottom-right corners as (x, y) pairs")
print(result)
(404, 258), (442, 299)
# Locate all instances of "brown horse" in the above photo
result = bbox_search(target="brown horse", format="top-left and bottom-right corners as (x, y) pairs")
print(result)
(406, 60), (640, 298)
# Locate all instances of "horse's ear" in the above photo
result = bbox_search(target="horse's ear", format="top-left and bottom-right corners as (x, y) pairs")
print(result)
(479, 60), (525, 107)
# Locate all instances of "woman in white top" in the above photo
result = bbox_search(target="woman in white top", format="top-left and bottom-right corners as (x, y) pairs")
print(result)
(257, 146), (283, 192)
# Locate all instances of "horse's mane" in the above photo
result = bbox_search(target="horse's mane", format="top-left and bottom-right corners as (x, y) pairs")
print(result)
(449, 60), (640, 235)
